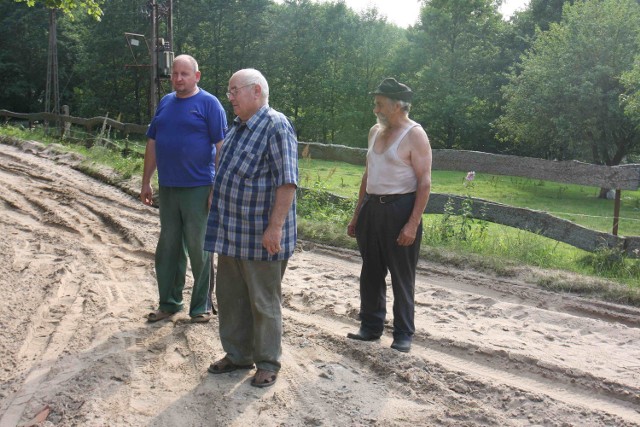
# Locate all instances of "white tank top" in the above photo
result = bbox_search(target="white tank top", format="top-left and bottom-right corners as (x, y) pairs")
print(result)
(366, 124), (420, 195)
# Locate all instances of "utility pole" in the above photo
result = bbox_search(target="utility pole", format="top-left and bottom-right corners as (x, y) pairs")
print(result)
(154, 0), (174, 105)
(149, 0), (158, 116)
(168, 0), (173, 56)
(124, 0), (173, 120)
(45, 8), (60, 123)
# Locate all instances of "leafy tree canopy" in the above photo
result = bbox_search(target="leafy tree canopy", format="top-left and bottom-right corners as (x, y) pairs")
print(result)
(622, 48), (640, 138)
(497, 0), (640, 167)
(403, 0), (508, 152)
(14, 0), (103, 20)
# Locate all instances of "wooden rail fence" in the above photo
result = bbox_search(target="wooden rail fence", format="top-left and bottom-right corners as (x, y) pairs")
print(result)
(298, 142), (640, 257)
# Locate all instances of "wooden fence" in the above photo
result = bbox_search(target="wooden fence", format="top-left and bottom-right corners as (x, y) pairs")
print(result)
(2, 109), (640, 257)
(0, 109), (148, 135)
(299, 142), (640, 257)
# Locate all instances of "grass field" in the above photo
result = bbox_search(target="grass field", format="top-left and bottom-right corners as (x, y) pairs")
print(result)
(299, 158), (640, 237)
(298, 158), (640, 288)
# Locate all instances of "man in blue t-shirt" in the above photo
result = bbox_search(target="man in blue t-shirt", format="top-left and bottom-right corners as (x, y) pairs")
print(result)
(141, 54), (227, 323)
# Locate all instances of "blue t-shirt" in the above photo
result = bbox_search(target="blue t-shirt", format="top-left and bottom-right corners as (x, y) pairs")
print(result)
(146, 89), (227, 187)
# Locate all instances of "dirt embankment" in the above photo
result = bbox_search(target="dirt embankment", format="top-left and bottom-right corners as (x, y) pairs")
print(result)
(0, 140), (639, 426)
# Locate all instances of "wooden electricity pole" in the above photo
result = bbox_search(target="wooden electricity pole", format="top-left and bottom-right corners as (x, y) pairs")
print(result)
(126, 0), (173, 119)
(149, 0), (158, 116)
(45, 8), (60, 119)
(148, 0), (174, 116)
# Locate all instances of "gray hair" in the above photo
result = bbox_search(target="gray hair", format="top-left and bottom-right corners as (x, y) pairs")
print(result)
(396, 99), (412, 113)
(237, 68), (269, 102)
(174, 54), (199, 73)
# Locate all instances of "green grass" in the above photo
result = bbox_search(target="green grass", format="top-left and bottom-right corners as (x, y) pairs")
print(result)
(81, 145), (144, 180)
(1, 124), (146, 181)
(299, 158), (640, 236)
(298, 158), (640, 289)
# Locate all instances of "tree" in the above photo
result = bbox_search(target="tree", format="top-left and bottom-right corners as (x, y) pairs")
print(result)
(622, 61), (640, 149)
(14, 0), (103, 20)
(259, 0), (403, 145)
(505, 0), (573, 63)
(622, 39), (640, 158)
(497, 0), (640, 177)
(0, 2), (49, 112)
(403, 0), (510, 152)
(510, 0), (572, 36)
(174, 0), (243, 98)
(3, 0), (525, 146)
(262, 0), (333, 142)
(69, 0), (151, 123)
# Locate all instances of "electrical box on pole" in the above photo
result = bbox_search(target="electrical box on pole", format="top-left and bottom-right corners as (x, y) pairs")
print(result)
(157, 39), (174, 78)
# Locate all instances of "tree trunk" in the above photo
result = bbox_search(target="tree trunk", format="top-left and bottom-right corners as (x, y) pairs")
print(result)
(598, 187), (610, 199)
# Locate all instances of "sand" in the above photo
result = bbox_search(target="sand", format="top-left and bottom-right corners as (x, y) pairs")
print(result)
(0, 140), (639, 426)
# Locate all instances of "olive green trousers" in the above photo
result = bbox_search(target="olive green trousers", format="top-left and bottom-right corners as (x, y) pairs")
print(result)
(155, 185), (211, 317)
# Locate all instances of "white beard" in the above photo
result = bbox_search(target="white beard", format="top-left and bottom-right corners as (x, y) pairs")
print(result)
(376, 114), (389, 128)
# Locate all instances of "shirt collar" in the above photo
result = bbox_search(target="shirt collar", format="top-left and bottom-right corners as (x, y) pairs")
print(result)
(233, 104), (270, 130)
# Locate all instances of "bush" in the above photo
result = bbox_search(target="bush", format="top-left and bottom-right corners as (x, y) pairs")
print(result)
(578, 246), (640, 279)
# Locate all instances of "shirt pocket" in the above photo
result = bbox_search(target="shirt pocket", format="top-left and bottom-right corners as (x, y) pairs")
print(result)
(227, 149), (262, 179)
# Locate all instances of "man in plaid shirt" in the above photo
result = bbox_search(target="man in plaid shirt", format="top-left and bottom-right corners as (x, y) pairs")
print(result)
(205, 68), (298, 388)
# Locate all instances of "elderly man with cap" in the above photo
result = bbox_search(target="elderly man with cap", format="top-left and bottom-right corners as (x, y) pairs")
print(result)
(346, 77), (432, 353)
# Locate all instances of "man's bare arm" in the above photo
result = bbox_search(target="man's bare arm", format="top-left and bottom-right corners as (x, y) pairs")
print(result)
(347, 125), (377, 238)
(397, 128), (432, 246)
(208, 139), (224, 209)
(140, 138), (157, 206)
(263, 183), (297, 255)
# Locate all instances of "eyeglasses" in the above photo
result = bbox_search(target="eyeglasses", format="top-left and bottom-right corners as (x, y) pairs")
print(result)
(226, 83), (254, 99)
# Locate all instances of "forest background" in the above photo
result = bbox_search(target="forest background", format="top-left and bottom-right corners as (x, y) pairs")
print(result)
(3, 0), (640, 169)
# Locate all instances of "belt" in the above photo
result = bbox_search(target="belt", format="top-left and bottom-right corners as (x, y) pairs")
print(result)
(367, 192), (415, 204)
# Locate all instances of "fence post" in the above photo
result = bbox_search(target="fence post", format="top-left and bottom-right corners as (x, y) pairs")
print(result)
(612, 189), (621, 236)
(61, 105), (70, 139)
(123, 135), (130, 157)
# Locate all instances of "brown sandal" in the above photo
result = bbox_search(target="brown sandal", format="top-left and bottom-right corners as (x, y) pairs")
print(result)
(207, 356), (254, 374)
(190, 313), (211, 323)
(250, 369), (278, 388)
(147, 310), (175, 323)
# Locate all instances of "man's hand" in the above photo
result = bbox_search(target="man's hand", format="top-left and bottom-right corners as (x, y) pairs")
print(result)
(140, 183), (154, 206)
(262, 224), (283, 255)
(347, 218), (357, 238)
(397, 222), (419, 246)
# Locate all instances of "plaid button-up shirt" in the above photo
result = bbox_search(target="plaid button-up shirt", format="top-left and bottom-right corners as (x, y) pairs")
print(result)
(205, 105), (298, 261)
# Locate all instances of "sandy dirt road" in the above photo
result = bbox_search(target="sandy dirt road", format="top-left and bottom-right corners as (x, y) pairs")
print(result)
(0, 140), (639, 427)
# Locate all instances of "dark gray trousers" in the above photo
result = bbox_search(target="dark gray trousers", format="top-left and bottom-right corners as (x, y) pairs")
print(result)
(355, 193), (421, 340)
